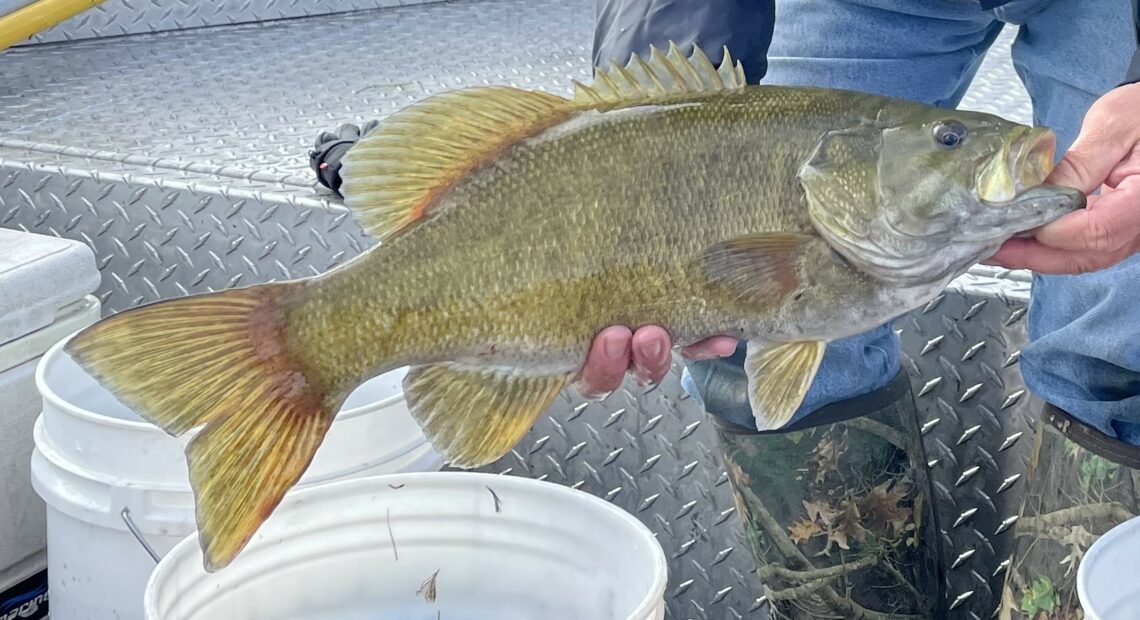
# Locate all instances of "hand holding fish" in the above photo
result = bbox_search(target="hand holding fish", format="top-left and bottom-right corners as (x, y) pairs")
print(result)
(989, 82), (1140, 274)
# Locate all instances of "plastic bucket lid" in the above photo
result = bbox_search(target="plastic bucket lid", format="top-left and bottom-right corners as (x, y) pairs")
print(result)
(1078, 515), (1140, 619)
(145, 472), (669, 620)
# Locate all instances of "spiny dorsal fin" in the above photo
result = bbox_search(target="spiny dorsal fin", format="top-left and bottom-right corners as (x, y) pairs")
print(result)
(339, 86), (576, 241)
(572, 41), (747, 109)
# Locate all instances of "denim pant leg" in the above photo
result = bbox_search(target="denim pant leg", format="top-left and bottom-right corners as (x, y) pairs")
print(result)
(1001, 0), (1140, 445)
(683, 0), (1006, 428)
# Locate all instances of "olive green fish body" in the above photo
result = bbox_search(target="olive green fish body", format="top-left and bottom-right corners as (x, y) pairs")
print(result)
(286, 87), (910, 387)
(64, 42), (1085, 571)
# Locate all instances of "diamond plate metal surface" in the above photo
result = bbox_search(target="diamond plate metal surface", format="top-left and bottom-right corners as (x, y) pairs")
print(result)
(0, 0), (594, 190)
(958, 25), (1033, 127)
(0, 2), (1050, 617)
(0, 158), (372, 310)
(15, 0), (450, 46)
(901, 284), (1041, 620)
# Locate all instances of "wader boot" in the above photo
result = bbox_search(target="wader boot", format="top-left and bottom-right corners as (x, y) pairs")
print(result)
(687, 354), (947, 620)
(1001, 403), (1140, 619)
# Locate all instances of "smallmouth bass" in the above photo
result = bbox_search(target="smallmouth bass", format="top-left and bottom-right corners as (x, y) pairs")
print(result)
(65, 42), (1084, 570)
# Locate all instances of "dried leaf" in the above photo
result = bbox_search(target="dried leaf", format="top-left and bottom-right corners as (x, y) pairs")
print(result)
(827, 527), (851, 550)
(827, 498), (865, 550)
(811, 431), (847, 483)
(724, 456), (752, 488)
(788, 518), (822, 544)
(417, 569), (440, 603)
(802, 499), (838, 526)
(1061, 525), (1092, 577)
(858, 481), (912, 534)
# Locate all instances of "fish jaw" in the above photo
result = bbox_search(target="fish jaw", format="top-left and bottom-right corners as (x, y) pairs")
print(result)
(897, 183), (1085, 284)
(955, 183), (1086, 249)
(935, 127), (1083, 273)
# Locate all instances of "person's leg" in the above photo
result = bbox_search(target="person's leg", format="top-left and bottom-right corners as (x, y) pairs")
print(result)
(716, 372), (946, 619)
(764, 0), (1006, 106)
(994, 2), (1140, 617)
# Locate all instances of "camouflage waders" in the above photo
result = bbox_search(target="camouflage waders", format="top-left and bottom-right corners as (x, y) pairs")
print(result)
(1001, 404), (1140, 619)
(689, 355), (947, 619)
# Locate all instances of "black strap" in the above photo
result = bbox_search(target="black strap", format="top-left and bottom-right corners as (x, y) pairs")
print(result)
(713, 370), (913, 436)
(309, 139), (356, 196)
(1042, 403), (1140, 469)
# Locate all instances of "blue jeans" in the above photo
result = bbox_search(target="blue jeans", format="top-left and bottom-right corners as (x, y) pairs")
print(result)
(682, 0), (1140, 441)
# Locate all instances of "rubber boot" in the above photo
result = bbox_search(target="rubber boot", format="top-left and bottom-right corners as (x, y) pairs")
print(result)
(691, 356), (947, 619)
(1001, 403), (1140, 619)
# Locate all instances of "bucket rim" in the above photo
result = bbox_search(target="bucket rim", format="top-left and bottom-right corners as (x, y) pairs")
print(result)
(1077, 513), (1140, 618)
(145, 471), (670, 620)
(36, 328), (409, 431)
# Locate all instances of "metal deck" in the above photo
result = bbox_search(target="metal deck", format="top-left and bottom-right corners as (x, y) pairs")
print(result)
(1, 2), (1044, 618)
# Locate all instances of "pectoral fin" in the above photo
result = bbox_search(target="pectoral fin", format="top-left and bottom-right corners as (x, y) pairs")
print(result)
(701, 233), (811, 304)
(744, 340), (827, 431)
(403, 364), (573, 468)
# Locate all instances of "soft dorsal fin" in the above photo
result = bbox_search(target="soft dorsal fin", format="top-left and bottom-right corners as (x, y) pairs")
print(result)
(338, 86), (576, 241)
(572, 41), (747, 109)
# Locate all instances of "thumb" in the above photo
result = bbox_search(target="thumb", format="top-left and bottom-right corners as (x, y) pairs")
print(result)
(1047, 130), (1124, 195)
(1045, 94), (1137, 194)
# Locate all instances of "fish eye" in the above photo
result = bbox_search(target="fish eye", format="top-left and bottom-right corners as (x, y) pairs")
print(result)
(933, 121), (968, 148)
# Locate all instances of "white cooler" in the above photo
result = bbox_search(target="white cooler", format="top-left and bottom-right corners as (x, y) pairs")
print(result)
(0, 228), (101, 619)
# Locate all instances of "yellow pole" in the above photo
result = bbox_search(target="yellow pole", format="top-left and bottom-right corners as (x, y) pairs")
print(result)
(0, 0), (106, 51)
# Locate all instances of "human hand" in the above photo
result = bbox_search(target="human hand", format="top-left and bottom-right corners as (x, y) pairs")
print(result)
(987, 82), (1140, 274)
(576, 326), (739, 398)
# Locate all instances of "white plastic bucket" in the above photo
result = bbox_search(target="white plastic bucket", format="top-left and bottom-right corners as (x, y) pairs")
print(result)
(30, 332), (444, 620)
(145, 471), (668, 620)
(1077, 515), (1140, 619)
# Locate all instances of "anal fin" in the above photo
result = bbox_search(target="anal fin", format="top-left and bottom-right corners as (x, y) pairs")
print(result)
(403, 364), (573, 468)
(745, 340), (827, 431)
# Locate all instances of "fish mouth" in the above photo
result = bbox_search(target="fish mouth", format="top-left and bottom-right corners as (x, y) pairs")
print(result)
(977, 126), (1057, 204)
(1013, 127), (1056, 189)
(964, 126), (1083, 241)
(1004, 129), (1082, 238)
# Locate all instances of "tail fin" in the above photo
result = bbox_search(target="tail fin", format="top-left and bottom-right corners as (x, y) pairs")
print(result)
(65, 284), (345, 572)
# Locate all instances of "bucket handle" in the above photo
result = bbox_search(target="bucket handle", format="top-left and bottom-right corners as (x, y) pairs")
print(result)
(120, 507), (161, 564)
